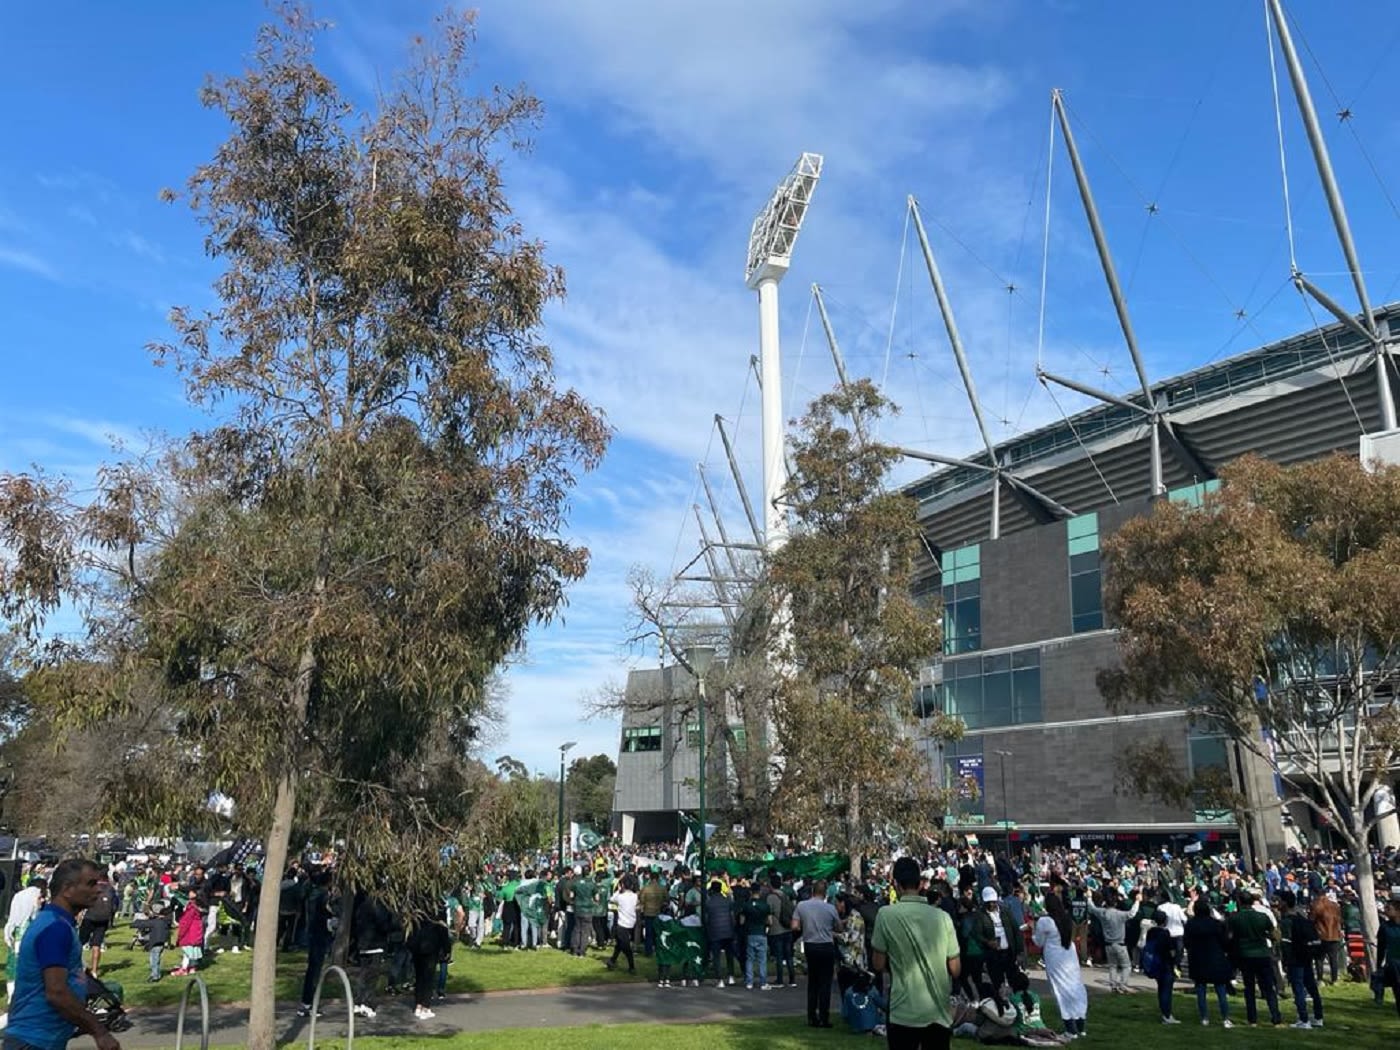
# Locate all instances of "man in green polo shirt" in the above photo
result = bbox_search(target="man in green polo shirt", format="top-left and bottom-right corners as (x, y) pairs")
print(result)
(871, 856), (961, 1050)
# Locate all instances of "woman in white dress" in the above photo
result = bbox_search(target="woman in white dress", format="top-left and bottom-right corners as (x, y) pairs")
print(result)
(1034, 890), (1089, 1039)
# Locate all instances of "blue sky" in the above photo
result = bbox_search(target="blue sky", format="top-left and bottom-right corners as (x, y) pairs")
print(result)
(4, 1), (1400, 774)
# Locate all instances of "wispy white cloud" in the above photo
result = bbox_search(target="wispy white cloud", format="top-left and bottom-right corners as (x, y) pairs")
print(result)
(111, 229), (166, 264)
(0, 246), (59, 281)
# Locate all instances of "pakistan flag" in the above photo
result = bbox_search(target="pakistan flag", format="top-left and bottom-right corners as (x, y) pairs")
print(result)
(655, 915), (705, 971)
(517, 878), (550, 928)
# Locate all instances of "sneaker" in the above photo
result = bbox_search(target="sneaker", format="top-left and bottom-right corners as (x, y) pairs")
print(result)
(1201, 1019), (1209, 1026)
(417, 1007), (436, 1020)
(656, 979), (668, 988)
(296, 1004), (322, 1019)
(353, 1004), (377, 1019)
(745, 983), (754, 990)
(1162, 1017), (1180, 1025)
(1222, 1020), (1234, 1029)
(1291, 1021), (1311, 1029)
(689, 979), (699, 987)
(727, 976), (736, 986)
(761, 984), (772, 991)
(1312, 1019), (1323, 1028)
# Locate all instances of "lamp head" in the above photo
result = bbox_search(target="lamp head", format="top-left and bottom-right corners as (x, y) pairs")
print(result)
(560, 741), (578, 755)
(684, 645), (716, 677)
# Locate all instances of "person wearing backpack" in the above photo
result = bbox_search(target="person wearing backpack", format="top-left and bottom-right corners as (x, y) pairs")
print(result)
(1278, 889), (1324, 1029)
(1143, 909), (1181, 1024)
(766, 874), (795, 988)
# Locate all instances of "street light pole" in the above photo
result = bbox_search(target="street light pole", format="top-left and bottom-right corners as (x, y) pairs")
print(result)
(993, 749), (1012, 852)
(684, 645), (716, 880)
(557, 740), (577, 873)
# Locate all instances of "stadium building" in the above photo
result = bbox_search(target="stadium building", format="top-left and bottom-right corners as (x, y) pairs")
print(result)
(612, 308), (1400, 856)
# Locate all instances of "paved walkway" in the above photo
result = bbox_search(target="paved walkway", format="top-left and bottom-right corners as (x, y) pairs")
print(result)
(113, 959), (1141, 1047)
(115, 978), (809, 1047)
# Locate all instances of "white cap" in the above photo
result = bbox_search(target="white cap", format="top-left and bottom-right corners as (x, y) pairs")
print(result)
(981, 886), (999, 902)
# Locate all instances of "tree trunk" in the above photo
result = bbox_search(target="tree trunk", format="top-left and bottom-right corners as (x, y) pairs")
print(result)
(247, 773), (297, 1050)
(848, 780), (862, 882)
(1353, 832), (1382, 971)
(247, 630), (321, 1050)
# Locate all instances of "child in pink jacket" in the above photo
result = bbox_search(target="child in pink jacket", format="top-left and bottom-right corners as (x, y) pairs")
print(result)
(173, 897), (205, 975)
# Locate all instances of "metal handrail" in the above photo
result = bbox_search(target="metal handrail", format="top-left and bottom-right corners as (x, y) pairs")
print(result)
(173, 974), (210, 1050)
(306, 963), (355, 1049)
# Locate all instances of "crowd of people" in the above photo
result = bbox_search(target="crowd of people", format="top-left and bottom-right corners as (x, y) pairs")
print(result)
(1, 839), (1399, 1049)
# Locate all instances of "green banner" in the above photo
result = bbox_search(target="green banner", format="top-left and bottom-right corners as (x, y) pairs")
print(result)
(655, 916), (705, 970)
(703, 851), (849, 881)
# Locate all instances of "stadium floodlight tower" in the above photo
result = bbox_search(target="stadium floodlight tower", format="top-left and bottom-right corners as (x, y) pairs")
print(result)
(744, 152), (823, 551)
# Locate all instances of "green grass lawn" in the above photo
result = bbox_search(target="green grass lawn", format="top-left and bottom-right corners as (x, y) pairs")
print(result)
(17, 923), (661, 1007)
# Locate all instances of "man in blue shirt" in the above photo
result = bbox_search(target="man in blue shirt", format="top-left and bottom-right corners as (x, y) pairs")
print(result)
(4, 857), (121, 1050)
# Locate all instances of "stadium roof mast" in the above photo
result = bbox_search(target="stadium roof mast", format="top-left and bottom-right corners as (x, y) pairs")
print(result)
(1036, 89), (1213, 498)
(907, 197), (1076, 540)
(1265, 0), (1397, 433)
(745, 153), (824, 550)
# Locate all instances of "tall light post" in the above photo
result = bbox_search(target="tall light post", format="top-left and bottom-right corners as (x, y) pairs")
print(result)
(993, 749), (1012, 852)
(684, 645), (716, 879)
(744, 153), (822, 550)
(557, 740), (576, 873)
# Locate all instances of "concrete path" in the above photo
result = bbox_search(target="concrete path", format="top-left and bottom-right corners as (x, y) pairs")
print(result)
(111, 958), (1145, 1047)
(114, 977), (809, 1047)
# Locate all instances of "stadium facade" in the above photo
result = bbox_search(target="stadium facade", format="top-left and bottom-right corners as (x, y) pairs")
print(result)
(612, 307), (1400, 856)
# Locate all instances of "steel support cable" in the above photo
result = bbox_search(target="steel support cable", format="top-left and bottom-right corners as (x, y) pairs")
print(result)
(1059, 95), (1267, 344)
(1298, 288), (1367, 433)
(1040, 378), (1120, 504)
(787, 288), (815, 413)
(1265, 1), (1300, 272)
(882, 204), (912, 395)
(1289, 10), (1400, 226)
(1035, 97), (1056, 375)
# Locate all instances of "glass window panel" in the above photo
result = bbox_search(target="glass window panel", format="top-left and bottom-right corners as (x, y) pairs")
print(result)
(1072, 610), (1104, 632)
(1016, 693), (1042, 724)
(983, 653), (1010, 674)
(1071, 572), (1102, 618)
(1012, 647), (1039, 670)
(983, 670), (1011, 711)
(1067, 513), (1099, 541)
(1189, 734), (1228, 772)
(1013, 667), (1041, 721)
(950, 658), (979, 679)
(1070, 550), (1100, 574)
(982, 700), (1013, 728)
(1068, 534), (1099, 557)
(940, 550), (955, 573)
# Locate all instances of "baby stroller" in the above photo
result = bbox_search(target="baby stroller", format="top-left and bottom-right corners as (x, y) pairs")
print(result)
(85, 971), (132, 1033)
(128, 920), (153, 952)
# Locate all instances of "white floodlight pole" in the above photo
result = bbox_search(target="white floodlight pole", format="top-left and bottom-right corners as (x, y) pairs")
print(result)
(908, 197), (1004, 539)
(744, 153), (824, 551)
(1266, 0), (1395, 431)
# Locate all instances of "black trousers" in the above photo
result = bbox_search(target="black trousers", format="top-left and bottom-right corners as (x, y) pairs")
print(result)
(353, 951), (388, 1010)
(886, 1022), (952, 1050)
(299, 938), (330, 1006)
(610, 924), (636, 971)
(411, 948), (437, 1008)
(805, 942), (837, 1024)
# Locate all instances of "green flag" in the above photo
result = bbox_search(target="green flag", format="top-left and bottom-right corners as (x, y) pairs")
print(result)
(578, 828), (603, 851)
(655, 916), (704, 971)
(517, 878), (549, 928)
